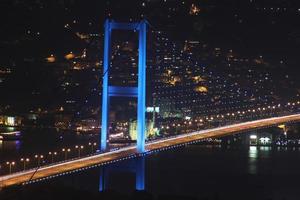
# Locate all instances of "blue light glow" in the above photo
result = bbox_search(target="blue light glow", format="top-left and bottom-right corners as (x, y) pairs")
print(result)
(100, 19), (147, 153)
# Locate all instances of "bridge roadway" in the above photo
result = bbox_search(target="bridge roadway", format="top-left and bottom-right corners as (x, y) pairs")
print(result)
(1, 114), (300, 188)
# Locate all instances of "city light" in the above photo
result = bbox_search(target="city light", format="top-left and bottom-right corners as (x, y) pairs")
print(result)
(65, 52), (75, 60)
(46, 55), (55, 63)
(189, 4), (201, 15)
(250, 135), (257, 139)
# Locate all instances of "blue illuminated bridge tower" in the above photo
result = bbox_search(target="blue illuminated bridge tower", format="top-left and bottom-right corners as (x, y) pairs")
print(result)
(101, 19), (147, 153)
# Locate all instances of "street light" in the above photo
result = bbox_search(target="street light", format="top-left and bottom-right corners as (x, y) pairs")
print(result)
(6, 161), (15, 174)
(48, 152), (57, 163)
(88, 142), (97, 153)
(20, 158), (30, 171)
(62, 148), (71, 160)
(34, 155), (44, 167)
(75, 145), (84, 157)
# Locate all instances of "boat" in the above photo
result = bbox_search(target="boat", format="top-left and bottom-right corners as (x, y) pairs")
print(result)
(0, 131), (22, 140)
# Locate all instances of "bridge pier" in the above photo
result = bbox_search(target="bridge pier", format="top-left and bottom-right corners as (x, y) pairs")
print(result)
(135, 157), (145, 190)
(99, 157), (146, 191)
(99, 167), (107, 192)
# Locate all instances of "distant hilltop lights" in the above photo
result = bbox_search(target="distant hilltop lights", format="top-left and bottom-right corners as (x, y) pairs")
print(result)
(189, 4), (201, 15)
(65, 52), (75, 60)
(46, 54), (55, 63)
(45, 52), (77, 63)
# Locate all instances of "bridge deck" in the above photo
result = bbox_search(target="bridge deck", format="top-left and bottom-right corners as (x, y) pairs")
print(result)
(1, 114), (300, 188)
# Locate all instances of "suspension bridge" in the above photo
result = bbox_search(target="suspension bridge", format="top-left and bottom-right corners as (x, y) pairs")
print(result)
(1, 19), (300, 189)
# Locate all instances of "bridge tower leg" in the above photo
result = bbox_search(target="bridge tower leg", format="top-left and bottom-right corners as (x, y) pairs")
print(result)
(137, 20), (147, 153)
(100, 19), (147, 153)
(101, 20), (111, 151)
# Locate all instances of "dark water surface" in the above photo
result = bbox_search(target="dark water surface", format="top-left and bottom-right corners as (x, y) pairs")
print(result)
(0, 128), (98, 163)
(31, 145), (300, 200)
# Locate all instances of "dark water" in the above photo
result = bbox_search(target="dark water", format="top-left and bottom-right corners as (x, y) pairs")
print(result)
(29, 145), (300, 200)
(0, 128), (98, 163)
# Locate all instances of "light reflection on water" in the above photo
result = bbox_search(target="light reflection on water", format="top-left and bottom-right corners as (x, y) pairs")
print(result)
(248, 146), (272, 174)
(0, 140), (22, 151)
(248, 146), (258, 174)
(28, 143), (300, 200)
(249, 146), (258, 159)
